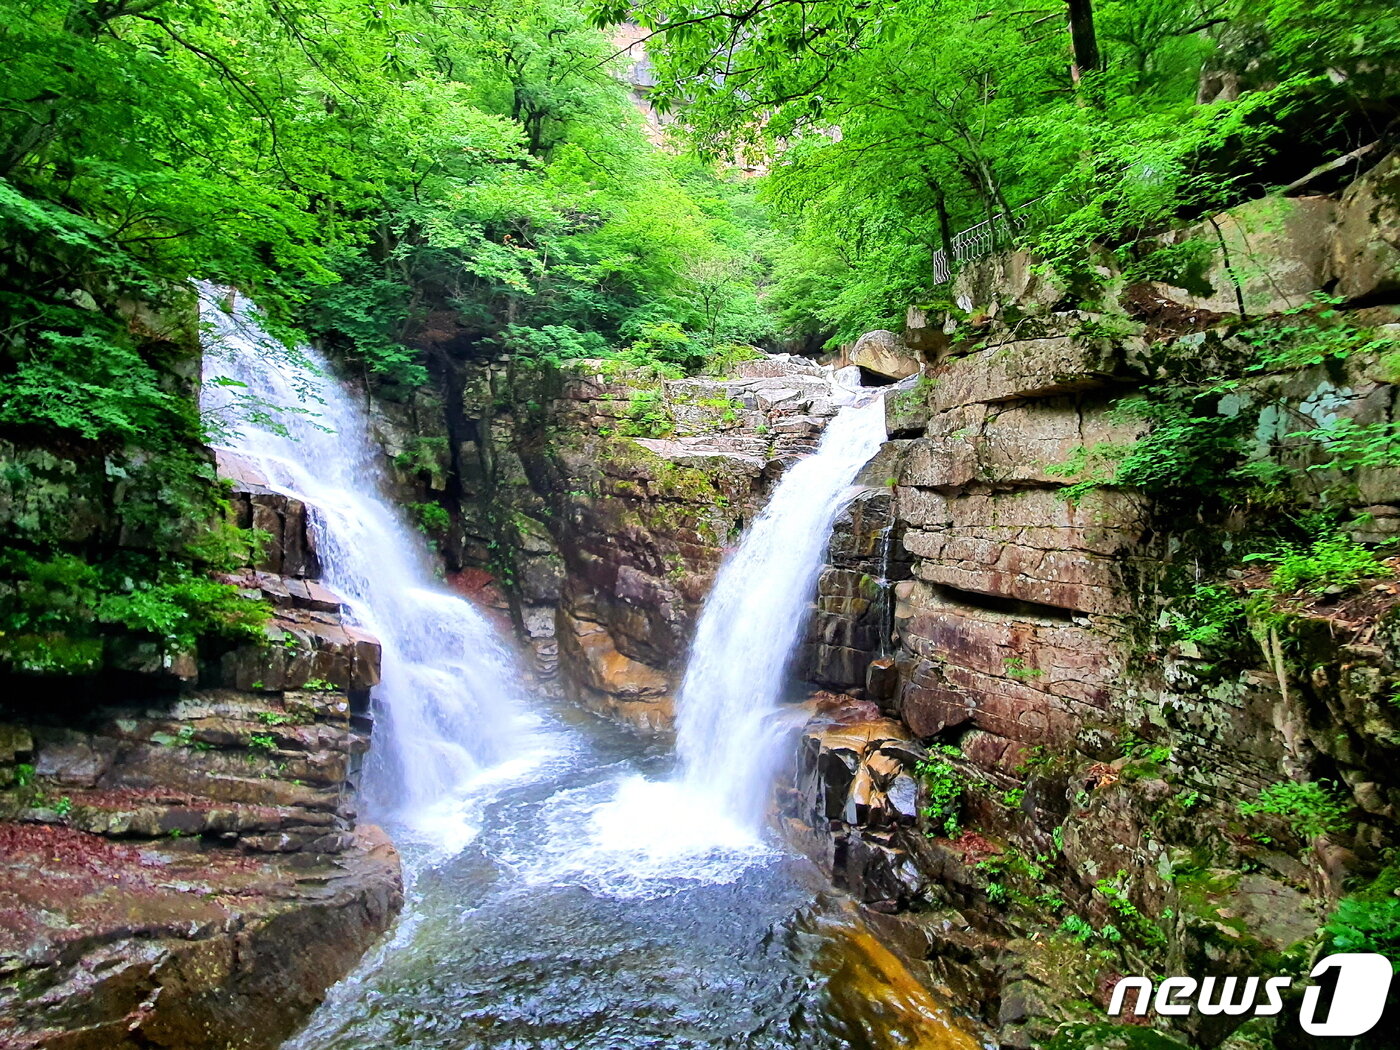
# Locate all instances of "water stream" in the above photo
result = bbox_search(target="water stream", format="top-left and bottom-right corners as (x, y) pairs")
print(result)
(198, 292), (978, 1050)
(200, 286), (539, 846)
(674, 397), (889, 829)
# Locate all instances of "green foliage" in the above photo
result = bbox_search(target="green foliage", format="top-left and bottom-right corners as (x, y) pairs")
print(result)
(1049, 390), (1251, 505)
(13, 763), (34, 789)
(1325, 896), (1400, 959)
(394, 438), (450, 477)
(1096, 869), (1168, 948)
(914, 744), (965, 838)
(97, 571), (267, 651)
(1109, 397), (1246, 497)
(619, 389), (674, 438)
(247, 733), (277, 753)
(1122, 238), (1216, 293)
(615, 0), (1399, 342)
(1242, 297), (1389, 374)
(175, 725), (211, 751)
(1118, 736), (1173, 785)
(1166, 584), (1247, 649)
(409, 502), (452, 536)
(623, 322), (705, 375)
(703, 342), (764, 378)
(1247, 534), (1389, 595)
(1121, 736), (1172, 766)
(1044, 442), (1128, 505)
(1003, 657), (1043, 681)
(500, 325), (610, 368)
(1238, 779), (1350, 840)
(1324, 862), (1400, 960)
(0, 550), (268, 673)
(1294, 419), (1400, 473)
(1058, 913), (1126, 947)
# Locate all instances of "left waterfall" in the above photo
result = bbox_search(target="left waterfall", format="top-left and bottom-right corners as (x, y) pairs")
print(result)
(198, 285), (527, 830)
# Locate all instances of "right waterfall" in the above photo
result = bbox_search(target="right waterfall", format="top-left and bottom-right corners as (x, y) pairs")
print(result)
(675, 394), (890, 830)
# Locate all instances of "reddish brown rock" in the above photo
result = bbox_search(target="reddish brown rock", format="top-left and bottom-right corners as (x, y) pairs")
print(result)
(0, 822), (401, 1050)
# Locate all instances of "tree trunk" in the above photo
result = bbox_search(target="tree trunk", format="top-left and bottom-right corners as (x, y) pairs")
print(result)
(1066, 0), (1100, 83)
(929, 180), (954, 276)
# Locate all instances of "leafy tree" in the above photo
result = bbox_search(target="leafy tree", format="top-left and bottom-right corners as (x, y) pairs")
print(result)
(603, 0), (1400, 344)
(0, 0), (774, 676)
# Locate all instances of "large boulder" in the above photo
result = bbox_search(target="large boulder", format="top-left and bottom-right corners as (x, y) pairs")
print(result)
(851, 330), (922, 381)
(1332, 150), (1400, 302)
(1149, 195), (1337, 317)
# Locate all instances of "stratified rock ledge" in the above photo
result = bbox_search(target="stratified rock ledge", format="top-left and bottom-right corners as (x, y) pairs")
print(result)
(0, 822), (401, 1050)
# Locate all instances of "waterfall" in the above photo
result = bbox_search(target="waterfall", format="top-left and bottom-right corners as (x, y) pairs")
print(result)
(675, 396), (888, 830)
(196, 285), (527, 833)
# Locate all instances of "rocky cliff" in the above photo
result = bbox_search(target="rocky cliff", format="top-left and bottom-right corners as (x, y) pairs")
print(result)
(0, 445), (403, 1046)
(784, 154), (1400, 1048)
(365, 351), (862, 731)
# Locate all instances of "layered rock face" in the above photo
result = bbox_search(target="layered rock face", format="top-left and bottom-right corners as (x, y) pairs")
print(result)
(785, 156), (1400, 1047)
(369, 353), (858, 731)
(0, 471), (403, 1050)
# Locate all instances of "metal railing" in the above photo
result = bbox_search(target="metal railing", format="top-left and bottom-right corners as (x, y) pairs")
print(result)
(930, 196), (1048, 285)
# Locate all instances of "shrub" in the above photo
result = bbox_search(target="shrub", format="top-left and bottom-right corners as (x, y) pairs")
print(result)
(1166, 583), (1246, 649)
(1109, 397), (1245, 497)
(1242, 298), (1389, 374)
(914, 744), (965, 838)
(704, 342), (764, 377)
(1046, 394), (1245, 504)
(619, 389), (674, 437)
(409, 502), (451, 535)
(1248, 534), (1389, 595)
(1295, 419), (1400, 472)
(1325, 864), (1400, 959)
(1238, 779), (1350, 840)
(499, 324), (610, 367)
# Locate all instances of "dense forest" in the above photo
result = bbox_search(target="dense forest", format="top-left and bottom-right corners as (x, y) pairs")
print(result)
(2, 0), (776, 671)
(621, 0), (1399, 337)
(2, 0), (1397, 672)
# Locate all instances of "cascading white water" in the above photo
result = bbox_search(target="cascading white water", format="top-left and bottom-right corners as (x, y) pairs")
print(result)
(675, 395), (889, 830)
(196, 285), (528, 833)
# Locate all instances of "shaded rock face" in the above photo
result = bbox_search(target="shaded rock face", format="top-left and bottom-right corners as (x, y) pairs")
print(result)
(367, 351), (861, 733)
(0, 468), (402, 1050)
(780, 697), (927, 909)
(798, 487), (912, 698)
(1332, 150), (1400, 302)
(784, 154), (1400, 1047)
(1149, 195), (1338, 317)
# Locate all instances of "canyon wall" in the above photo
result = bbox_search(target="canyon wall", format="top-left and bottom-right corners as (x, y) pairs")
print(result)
(788, 156), (1400, 1048)
(367, 352), (857, 730)
(0, 289), (402, 1049)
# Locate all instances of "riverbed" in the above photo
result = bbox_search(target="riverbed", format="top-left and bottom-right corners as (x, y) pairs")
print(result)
(285, 701), (981, 1050)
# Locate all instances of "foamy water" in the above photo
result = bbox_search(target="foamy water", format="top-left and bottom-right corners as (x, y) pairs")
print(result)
(674, 394), (888, 829)
(199, 285), (540, 839)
